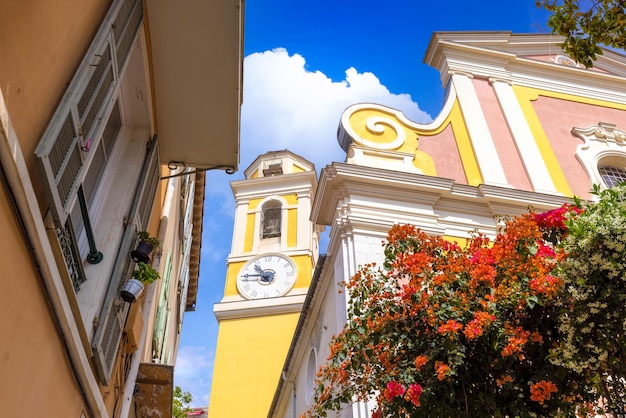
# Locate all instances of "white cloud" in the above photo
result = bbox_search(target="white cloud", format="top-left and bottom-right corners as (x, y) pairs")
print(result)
(174, 346), (215, 407)
(239, 47), (432, 173)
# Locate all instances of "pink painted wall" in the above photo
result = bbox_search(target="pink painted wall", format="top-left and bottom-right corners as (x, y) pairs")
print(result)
(418, 123), (468, 184)
(532, 95), (626, 198)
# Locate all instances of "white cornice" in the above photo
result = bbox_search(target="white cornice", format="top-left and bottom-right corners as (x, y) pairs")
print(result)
(423, 32), (626, 103)
(231, 171), (318, 200)
(312, 163), (575, 231)
(213, 292), (307, 320)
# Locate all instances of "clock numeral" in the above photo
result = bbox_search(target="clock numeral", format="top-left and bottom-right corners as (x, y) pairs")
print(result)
(283, 279), (291, 286)
(242, 283), (250, 291)
(264, 256), (272, 262)
(249, 289), (258, 297)
(263, 292), (269, 298)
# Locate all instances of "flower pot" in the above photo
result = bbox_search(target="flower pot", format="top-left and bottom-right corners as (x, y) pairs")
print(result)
(130, 240), (155, 263)
(120, 278), (144, 303)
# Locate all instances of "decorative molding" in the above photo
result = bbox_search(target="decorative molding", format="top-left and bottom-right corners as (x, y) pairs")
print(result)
(213, 292), (307, 320)
(572, 122), (626, 189)
(338, 104), (412, 153)
(573, 122), (626, 145)
(488, 76), (513, 86)
(553, 54), (581, 68)
(449, 70), (475, 79)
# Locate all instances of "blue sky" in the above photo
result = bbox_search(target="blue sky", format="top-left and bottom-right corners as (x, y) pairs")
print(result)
(174, 0), (552, 406)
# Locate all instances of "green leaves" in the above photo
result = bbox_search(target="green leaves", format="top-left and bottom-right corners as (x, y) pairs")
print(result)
(538, 0), (626, 68)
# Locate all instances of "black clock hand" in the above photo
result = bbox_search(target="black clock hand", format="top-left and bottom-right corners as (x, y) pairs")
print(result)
(240, 273), (263, 281)
(260, 271), (275, 283)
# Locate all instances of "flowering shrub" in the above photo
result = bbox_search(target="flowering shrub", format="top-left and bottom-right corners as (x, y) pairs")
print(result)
(551, 184), (626, 415)
(305, 184), (626, 417)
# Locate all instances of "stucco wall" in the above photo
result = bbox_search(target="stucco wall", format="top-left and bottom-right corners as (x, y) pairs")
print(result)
(0, 0), (110, 207)
(0, 178), (86, 417)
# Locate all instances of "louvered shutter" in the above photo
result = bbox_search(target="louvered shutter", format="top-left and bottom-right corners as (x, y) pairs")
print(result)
(92, 137), (159, 385)
(152, 251), (172, 359)
(35, 0), (143, 226)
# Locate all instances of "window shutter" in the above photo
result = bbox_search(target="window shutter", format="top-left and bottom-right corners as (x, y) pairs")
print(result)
(92, 137), (159, 385)
(153, 251), (172, 359)
(34, 0), (143, 226)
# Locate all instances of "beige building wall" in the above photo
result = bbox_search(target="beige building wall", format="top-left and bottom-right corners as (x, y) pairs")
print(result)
(0, 1), (110, 188)
(0, 181), (86, 416)
(0, 0), (243, 416)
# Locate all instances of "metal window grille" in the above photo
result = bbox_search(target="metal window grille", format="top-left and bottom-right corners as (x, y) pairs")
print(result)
(599, 165), (626, 188)
(57, 219), (88, 291)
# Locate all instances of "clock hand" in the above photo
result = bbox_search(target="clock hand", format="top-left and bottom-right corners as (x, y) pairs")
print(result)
(240, 273), (263, 281)
(260, 271), (275, 283)
(254, 264), (264, 274)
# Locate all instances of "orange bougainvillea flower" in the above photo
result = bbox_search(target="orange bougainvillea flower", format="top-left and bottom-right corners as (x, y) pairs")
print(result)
(435, 361), (450, 381)
(414, 355), (428, 371)
(496, 375), (514, 387)
(530, 380), (558, 405)
(437, 319), (463, 336)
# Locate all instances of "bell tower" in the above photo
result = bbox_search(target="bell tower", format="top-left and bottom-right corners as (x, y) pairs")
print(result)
(208, 150), (320, 417)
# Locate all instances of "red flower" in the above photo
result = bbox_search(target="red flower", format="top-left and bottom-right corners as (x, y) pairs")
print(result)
(406, 383), (423, 406)
(384, 380), (405, 402)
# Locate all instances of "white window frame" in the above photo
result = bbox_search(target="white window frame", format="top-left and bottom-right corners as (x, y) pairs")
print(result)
(573, 122), (626, 190)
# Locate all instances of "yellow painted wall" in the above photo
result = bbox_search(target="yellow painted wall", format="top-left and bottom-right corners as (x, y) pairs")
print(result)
(208, 312), (301, 417)
(0, 179), (87, 417)
(287, 208), (297, 247)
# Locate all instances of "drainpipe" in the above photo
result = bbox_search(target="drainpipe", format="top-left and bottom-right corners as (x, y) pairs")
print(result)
(118, 176), (175, 417)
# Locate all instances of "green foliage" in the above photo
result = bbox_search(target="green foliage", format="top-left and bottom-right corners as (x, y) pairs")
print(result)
(551, 183), (626, 414)
(172, 385), (193, 418)
(307, 185), (626, 417)
(137, 230), (160, 248)
(537, 0), (626, 67)
(131, 261), (160, 284)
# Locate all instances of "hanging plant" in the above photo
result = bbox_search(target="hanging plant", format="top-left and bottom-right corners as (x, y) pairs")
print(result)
(130, 230), (160, 263)
(120, 262), (161, 303)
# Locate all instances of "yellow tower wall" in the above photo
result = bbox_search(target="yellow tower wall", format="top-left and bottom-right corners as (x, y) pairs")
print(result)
(209, 313), (301, 417)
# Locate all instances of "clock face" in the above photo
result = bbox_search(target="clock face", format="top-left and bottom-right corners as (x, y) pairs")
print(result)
(237, 254), (298, 299)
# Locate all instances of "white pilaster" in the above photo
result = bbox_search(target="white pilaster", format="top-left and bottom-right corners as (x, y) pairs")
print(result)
(491, 78), (558, 194)
(451, 73), (509, 187)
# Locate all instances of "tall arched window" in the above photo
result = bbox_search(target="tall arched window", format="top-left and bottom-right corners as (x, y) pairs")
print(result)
(261, 200), (282, 239)
(599, 165), (626, 188)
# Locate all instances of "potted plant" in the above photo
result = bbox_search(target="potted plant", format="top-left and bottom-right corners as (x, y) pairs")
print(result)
(120, 262), (161, 303)
(130, 230), (160, 263)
